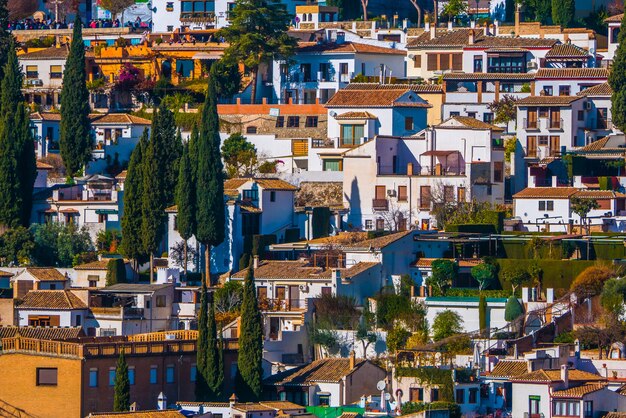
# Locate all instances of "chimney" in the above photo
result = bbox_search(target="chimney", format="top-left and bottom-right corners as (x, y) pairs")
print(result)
(157, 392), (167, 410)
(253, 255), (259, 269)
(332, 268), (341, 283)
(514, 3), (521, 37)
(130, 402), (137, 412)
(349, 350), (356, 369)
(447, 20), (453, 30)
(468, 30), (475, 45)
(575, 339), (581, 359)
(230, 393), (238, 407)
(425, 21), (430, 32)
(561, 365), (569, 387)
(546, 288), (554, 304)
(430, 25), (436, 40)
(483, 22), (489, 36)
(407, 163), (414, 176)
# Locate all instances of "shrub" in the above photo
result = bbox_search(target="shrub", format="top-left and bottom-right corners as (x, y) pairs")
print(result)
(106, 258), (127, 286)
(570, 265), (616, 301)
(432, 310), (463, 341)
(504, 296), (523, 322)
(313, 294), (360, 330)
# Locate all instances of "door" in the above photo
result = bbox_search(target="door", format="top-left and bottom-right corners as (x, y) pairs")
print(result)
(527, 136), (537, 157)
(549, 136), (560, 156)
(289, 285), (300, 309)
(257, 286), (267, 301)
(527, 108), (538, 129)
(375, 185), (386, 200)
(550, 109), (561, 129)
(276, 286), (286, 300)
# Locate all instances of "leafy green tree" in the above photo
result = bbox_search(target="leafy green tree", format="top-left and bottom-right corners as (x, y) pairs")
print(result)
(196, 281), (211, 400)
(214, 280), (244, 314)
(313, 293), (360, 330)
(222, 133), (258, 178)
(471, 263), (496, 291)
(236, 262), (263, 401)
(219, 0), (297, 103)
(30, 223), (94, 267)
(175, 142), (196, 275)
(310, 322), (340, 356)
(113, 350), (130, 412)
(14, 103), (37, 227)
(570, 266), (616, 301)
(196, 78), (225, 284)
(524, 0), (552, 24)
(427, 259), (458, 296)
(601, 277), (626, 319)
(60, 16), (92, 178)
(0, 226), (34, 266)
(210, 59), (242, 100)
(488, 95), (518, 125)
(99, 0), (134, 21)
(504, 296), (523, 323)
(106, 258), (127, 286)
(0, 37), (21, 114)
(478, 295), (487, 337)
(570, 197), (600, 234)
(552, 0), (575, 27)
(501, 264), (530, 293)
(387, 326), (411, 354)
(432, 310), (463, 341)
(610, 13), (626, 133)
(121, 130), (147, 272)
(441, 0), (467, 22)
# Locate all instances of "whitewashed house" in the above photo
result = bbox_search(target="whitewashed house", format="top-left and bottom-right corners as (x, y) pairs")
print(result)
(605, 13), (623, 64)
(19, 45), (68, 110)
(534, 68), (609, 97)
(15, 289), (88, 328)
(11, 268), (69, 299)
(73, 259), (133, 288)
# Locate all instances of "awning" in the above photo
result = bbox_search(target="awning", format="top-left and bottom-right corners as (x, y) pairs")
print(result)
(43, 209), (57, 214)
(95, 209), (118, 215)
(192, 52), (222, 60)
(421, 150), (458, 157)
(59, 209), (79, 214)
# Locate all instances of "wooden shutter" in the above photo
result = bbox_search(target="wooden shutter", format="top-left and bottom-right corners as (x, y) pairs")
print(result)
(452, 53), (463, 70)
(398, 186), (408, 201)
(375, 185), (386, 200)
(49, 315), (61, 326)
(292, 139), (308, 156)
(440, 53), (450, 70)
(420, 186), (431, 209)
(427, 54), (437, 71)
(413, 55), (422, 68)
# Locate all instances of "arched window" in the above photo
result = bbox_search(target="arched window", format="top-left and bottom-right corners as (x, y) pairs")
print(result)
(302, 13), (307, 21)
(246, 126), (258, 134)
(308, 13), (313, 21)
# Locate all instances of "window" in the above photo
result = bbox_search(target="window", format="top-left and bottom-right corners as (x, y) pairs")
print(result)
(26, 65), (38, 79)
(456, 389), (465, 403)
(547, 201), (554, 211)
(405, 117), (414, 131)
(323, 159), (342, 171)
(494, 161), (504, 182)
(559, 85), (571, 96)
(321, 287), (332, 296)
(431, 388), (440, 401)
(443, 186), (454, 203)
(529, 396), (540, 415)
(457, 187), (466, 202)
(128, 368), (135, 385)
(543, 86), (553, 96)
(270, 191), (276, 202)
(365, 219), (373, 230)
(467, 112), (477, 119)
(584, 401), (593, 418)
(37, 368), (58, 386)
(398, 186), (408, 202)
(469, 388), (478, 404)
(166, 365), (175, 383)
(150, 366), (158, 384)
(75, 315), (81, 326)
(319, 394), (330, 406)
(287, 116), (300, 128)
(109, 369), (116, 386)
(191, 365), (197, 382)
(483, 113), (494, 124)
(473, 56), (483, 72)
(420, 186), (431, 209)
(257, 287), (267, 299)
(246, 126), (257, 134)
(539, 201), (546, 211)
(410, 388), (424, 402)
(538, 136), (549, 146)
(243, 189), (258, 202)
(487, 54), (526, 73)
(89, 369), (98, 387)
(339, 62), (349, 75)
(578, 110), (584, 121)
(305, 116), (318, 128)
(276, 286), (286, 299)
(156, 295), (166, 307)
(539, 107), (549, 118)
(553, 400), (579, 416)
(275, 116), (285, 128)
(597, 108), (608, 129)
(376, 218), (385, 230)
(450, 111), (460, 117)
(340, 124), (364, 146)
(50, 65), (63, 79)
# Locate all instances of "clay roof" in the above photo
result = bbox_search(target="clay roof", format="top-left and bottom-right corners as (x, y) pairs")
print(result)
(334, 111), (378, 120)
(438, 116), (504, 131)
(338, 413), (361, 418)
(605, 13), (624, 22)
(116, 170), (128, 179)
(605, 412), (626, 418)
(472, 36), (558, 49)
(343, 230), (413, 250)
(19, 45), (70, 60)
(489, 361), (529, 378)
(87, 411), (185, 418)
(579, 136), (612, 151)
(409, 29), (555, 49)
(577, 82), (613, 97)
(29, 112), (61, 121)
(258, 401), (305, 410)
(75, 259), (124, 270)
(25, 268), (67, 282)
(231, 260), (379, 280)
(512, 187), (626, 199)
(0, 326), (84, 340)
(552, 383), (608, 398)
(298, 41), (406, 56)
(512, 369), (605, 383)
(36, 161), (54, 170)
(412, 258), (483, 268)
(344, 83), (443, 93)
(0, 270), (12, 277)
(574, 190), (626, 199)
(223, 178), (298, 192)
(17, 290), (87, 310)
(515, 96), (582, 106)
(89, 113), (152, 125)
(443, 72), (535, 80)
(535, 68), (609, 79)
(265, 357), (368, 385)
(326, 89), (430, 108)
(233, 404), (276, 412)
(546, 43), (590, 58)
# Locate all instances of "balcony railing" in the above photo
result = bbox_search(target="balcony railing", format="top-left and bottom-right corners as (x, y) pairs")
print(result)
(372, 198), (389, 211)
(259, 298), (306, 312)
(548, 118), (564, 130)
(523, 118), (539, 130)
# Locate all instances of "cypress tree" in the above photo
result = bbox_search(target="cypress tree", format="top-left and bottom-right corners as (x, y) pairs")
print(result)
(195, 281), (211, 400)
(60, 16), (91, 178)
(113, 351), (131, 412)
(611, 14), (626, 133)
(106, 258), (127, 286)
(206, 297), (222, 397)
(0, 0), (10, 80)
(0, 38), (22, 115)
(0, 111), (20, 228)
(176, 142), (196, 276)
(121, 130), (147, 271)
(14, 103), (37, 227)
(196, 78), (225, 284)
(236, 263), (263, 401)
(551, 0), (574, 28)
(141, 123), (162, 282)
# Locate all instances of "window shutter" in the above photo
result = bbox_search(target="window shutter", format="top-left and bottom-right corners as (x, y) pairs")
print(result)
(452, 54), (463, 70)
(427, 54), (437, 71)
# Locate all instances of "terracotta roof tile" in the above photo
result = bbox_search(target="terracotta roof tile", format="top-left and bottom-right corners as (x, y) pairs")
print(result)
(510, 188), (626, 200)
(231, 260), (379, 280)
(223, 178), (297, 192)
(75, 259), (125, 270)
(438, 116), (504, 131)
(489, 360), (529, 377)
(344, 83), (443, 93)
(29, 112), (61, 121)
(552, 383), (608, 398)
(334, 111), (378, 119)
(233, 404), (276, 412)
(412, 258), (483, 268)
(605, 13), (624, 22)
(343, 230), (413, 250)
(326, 89), (430, 108)
(408, 29), (555, 49)
(258, 401), (305, 410)
(89, 113), (152, 125)
(265, 358), (369, 385)
(0, 326), (84, 340)
(515, 96), (582, 106)
(87, 411), (185, 418)
(512, 369), (605, 383)
(17, 290), (87, 310)
(577, 82), (613, 97)
(116, 170), (128, 179)
(535, 68), (609, 79)
(19, 45), (70, 60)
(443, 72), (535, 81)
(546, 43), (590, 58)
(36, 161), (54, 170)
(298, 41), (406, 55)
(25, 268), (67, 282)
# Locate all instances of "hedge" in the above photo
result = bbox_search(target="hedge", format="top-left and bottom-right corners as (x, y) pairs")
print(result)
(446, 224), (497, 234)
(401, 402), (461, 418)
(496, 259), (596, 290)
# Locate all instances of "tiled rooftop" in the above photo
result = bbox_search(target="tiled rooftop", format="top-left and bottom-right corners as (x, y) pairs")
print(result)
(342, 229), (413, 250)
(17, 290), (87, 310)
(546, 43), (590, 58)
(577, 82), (613, 97)
(512, 369), (605, 383)
(231, 260), (379, 280)
(326, 89), (431, 108)
(535, 68), (609, 79)
(265, 357), (367, 385)
(297, 41), (406, 55)
(0, 326), (84, 340)
(489, 360), (529, 377)
(515, 96), (582, 106)
(552, 382), (608, 398)
(24, 268), (67, 282)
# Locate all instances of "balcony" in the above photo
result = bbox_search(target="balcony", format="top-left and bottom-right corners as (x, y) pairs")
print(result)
(89, 306), (144, 318)
(523, 118), (539, 130)
(372, 199), (389, 211)
(547, 118), (564, 130)
(259, 298), (306, 312)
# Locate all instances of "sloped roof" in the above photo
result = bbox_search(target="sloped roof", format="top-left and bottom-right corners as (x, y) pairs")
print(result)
(231, 260), (379, 280)
(74, 259), (121, 270)
(265, 358), (368, 385)
(298, 41), (406, 56)
(343, 230), (413, 250)
(17, 290), (87, 310)
(19, 45), (70, 60)
(344, 83), (443, 93)
(437, 116), (504, 131)
(546, 44), (590, 58)
(515, 96), (582, 106)
(443, 72), (535, 81)
(326, 89), (431, 108)
(489, 361), (529, 378)
(89, 113), (152, 125)
(605, 13), (624, 22)
(87, 411), (186, 418)
(223, 178), (298, 192)
(577, 82), (613, 97)
(552, 383), (608, 398)
(24, 268), (67, 282)
(334, 111), (378, 120)
(0, 326), (84, 340)
(512, 187), (626, 199)
(512, 369), (605, 383)
(535, 68), (609, 79)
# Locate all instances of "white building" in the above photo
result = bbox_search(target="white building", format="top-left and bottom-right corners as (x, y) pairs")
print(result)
(73, 259), (133, 288)
(19, 45), (69, 110)
(534, 68), (609, 97)
(11, 268), (69, 299)
(15, 289), (88, 328)
(605, 13), (623, 64)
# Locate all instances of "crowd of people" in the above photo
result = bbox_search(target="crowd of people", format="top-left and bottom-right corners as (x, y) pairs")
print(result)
(8, 16), (151, 31)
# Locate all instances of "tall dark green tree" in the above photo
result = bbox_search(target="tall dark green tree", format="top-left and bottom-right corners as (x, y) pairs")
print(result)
(0, 0), (10, 80)
(113, 350), (130, 412)
(106, 258), (127, 286)
(610, 13), (626, 133)
(0, 111), (20, 228)
(219, 0), (297, 103)
(121, 130), (147, 271)
(209, 58), (242, 101)
(525, 0), (552, 24)
(175, 142), (196, 275)
(195, 281), (211, 400)
(207, 297), (223, 397)
(236, 263), (263, 401)
(195, 78), (225, 284)
(0, 38), (21, 115)
(551, 0), (574, 27)
(14, 103), (37, 227)
(60, 16), (91, 178)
